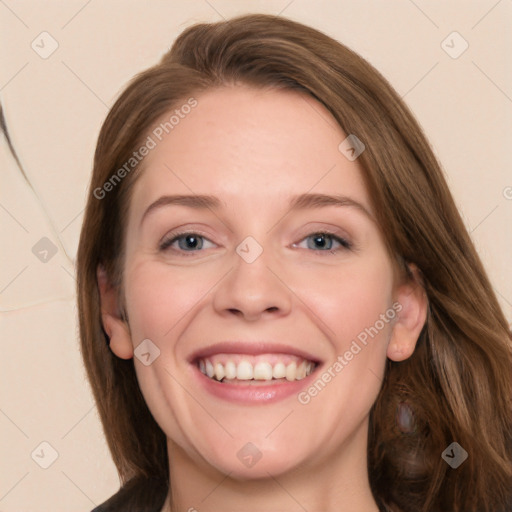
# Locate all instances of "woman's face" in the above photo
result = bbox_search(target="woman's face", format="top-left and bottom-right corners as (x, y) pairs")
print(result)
(109, 85), (414, 478)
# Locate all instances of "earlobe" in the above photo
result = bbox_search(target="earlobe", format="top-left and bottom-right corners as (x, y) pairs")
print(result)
(97, 265), (134, 360)
(387, 264), (428, 362)
(101, 312), (133, 359)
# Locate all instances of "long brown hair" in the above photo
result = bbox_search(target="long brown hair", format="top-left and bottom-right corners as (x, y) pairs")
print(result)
(77, 14), (512, 512)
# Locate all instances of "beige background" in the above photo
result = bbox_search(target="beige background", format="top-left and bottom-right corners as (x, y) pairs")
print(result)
(1, 1), (511, 510)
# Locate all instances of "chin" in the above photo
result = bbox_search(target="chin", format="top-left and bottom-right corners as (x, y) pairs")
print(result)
(209, 451), (304, 481)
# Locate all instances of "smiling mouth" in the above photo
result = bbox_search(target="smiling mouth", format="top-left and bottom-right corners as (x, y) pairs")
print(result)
(196, 353), (318, 383)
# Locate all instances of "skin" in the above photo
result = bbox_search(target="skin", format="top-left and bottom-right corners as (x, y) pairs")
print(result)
(99, 85), (427, 512)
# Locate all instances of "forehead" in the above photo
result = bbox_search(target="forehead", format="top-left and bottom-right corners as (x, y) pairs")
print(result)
(129, 85), (372, 219)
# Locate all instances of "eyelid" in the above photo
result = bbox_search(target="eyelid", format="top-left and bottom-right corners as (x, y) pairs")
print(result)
(159, 223), (216, 242)
(294, 222), (353, 243)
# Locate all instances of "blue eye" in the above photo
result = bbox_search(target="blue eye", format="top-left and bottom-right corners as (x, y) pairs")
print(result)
(296, 232), (352, 253)
(159, 231), (352, 256)
(159, 233), (215, 252)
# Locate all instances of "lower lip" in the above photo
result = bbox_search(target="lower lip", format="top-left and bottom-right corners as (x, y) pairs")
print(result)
(192, 364), (319, 404)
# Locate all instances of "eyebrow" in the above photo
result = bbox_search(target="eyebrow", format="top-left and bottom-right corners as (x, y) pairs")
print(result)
(140, 194), (222, 227)
(140, 192), (373, 227)
(288, 193), (373, 219)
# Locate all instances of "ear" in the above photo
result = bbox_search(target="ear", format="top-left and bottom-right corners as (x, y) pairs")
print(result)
(387, 263), (428, 362)
(97, 265), (133, 359)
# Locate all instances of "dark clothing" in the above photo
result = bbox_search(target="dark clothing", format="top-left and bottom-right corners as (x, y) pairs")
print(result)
(91, 476), (168, 512)
(91, 476), (393, 512)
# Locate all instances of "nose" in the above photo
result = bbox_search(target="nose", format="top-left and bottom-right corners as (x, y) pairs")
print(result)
(212, 247), (292, 322)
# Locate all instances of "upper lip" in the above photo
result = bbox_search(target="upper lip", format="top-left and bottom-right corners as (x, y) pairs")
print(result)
(188, 341), (323, 364)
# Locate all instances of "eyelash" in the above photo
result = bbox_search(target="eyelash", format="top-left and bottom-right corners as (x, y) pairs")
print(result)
(159, 230), (353, 256)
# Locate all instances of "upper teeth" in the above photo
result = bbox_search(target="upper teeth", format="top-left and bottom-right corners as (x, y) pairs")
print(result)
(198, 356), (316, 382)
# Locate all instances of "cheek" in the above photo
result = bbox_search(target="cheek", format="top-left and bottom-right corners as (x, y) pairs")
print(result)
(123, 259), (213, 343)
(294, 258), (395, 350)
(291, 263), (395, 446)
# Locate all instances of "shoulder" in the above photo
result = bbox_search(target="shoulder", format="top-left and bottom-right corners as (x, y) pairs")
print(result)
(90, 476), (168, 512)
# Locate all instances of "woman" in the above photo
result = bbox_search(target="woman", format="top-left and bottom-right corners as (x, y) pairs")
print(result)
(77, 13), (512, 512)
